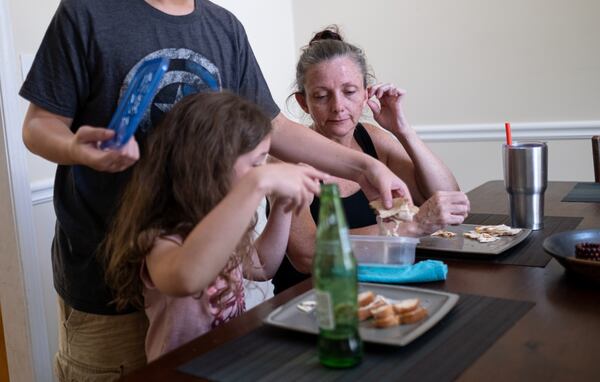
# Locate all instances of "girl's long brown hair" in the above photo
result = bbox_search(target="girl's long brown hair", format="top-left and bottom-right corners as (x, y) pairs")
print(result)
(102, 91), (272, 311)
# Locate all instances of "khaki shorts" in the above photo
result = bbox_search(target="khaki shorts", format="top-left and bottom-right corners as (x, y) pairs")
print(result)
(54, 297), (148, 382)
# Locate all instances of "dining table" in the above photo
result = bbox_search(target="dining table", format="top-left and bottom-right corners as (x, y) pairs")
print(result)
(123, 180), (600, 381)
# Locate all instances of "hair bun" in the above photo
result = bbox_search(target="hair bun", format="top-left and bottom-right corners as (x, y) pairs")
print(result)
(309, 26), (343, 45)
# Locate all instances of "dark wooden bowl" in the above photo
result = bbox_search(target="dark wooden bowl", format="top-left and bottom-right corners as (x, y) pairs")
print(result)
(543, 229), (600, 282)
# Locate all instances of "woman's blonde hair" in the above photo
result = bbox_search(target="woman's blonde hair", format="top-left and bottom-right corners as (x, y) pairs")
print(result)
(102, 91), (272, 311)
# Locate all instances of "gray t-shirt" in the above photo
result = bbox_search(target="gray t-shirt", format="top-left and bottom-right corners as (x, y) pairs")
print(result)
(20, 0), (279, 315)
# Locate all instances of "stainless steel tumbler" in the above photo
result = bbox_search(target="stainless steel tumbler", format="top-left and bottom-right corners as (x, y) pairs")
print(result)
(503, 142), (548, 230)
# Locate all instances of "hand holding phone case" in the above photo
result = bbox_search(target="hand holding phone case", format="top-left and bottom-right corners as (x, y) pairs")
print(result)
(100, 57), (169, 149)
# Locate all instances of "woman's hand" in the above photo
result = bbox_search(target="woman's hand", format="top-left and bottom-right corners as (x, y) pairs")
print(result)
(367, 83), (410, 136)
(412, 191), (470, 235)
(256, 163), (328, 215)
(68, 126), (140, 172)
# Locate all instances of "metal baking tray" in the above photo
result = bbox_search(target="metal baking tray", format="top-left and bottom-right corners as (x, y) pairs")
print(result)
(264, 283), (458, 347)
(416, 224), (532, 256)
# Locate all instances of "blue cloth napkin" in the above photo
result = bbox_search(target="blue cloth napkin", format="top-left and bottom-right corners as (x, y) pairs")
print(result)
(358, 260), (447, 284)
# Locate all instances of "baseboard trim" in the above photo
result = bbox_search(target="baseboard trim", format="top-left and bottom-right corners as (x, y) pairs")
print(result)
(416, 120), (599, 142)
(31, 179), (53, 206)
(27, 120), (598, 204)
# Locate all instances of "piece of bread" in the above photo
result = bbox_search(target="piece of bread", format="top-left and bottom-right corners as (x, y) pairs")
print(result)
(368, 296), (387, 310)
(358, 306), (373, 321)
(399, 306), (428, 324)
(371, 304), (394, 320)
(358, 291), (376, 307)
(356, 291), (427, 328)
(374, 314), (400, 328)
(393, 298), (420, 314)
(369, 197), (419, 222)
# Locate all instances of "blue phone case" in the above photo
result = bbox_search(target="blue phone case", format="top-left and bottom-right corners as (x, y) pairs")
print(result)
(100, 57), (169, 149)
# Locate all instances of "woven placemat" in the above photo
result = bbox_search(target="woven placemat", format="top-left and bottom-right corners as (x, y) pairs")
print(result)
(178, 293), (533, 382)
(561, 182), (600, 203)
(417, 214), (582, 267)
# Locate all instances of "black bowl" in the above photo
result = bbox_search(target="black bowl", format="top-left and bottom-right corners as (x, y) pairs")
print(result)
(543, 229), (600, 282)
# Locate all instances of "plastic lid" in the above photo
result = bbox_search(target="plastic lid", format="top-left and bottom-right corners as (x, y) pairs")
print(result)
(348, 234), (420, 244)
(100, 57), (170, 149)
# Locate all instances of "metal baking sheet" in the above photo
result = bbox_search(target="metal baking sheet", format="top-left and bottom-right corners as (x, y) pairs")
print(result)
(264, 283), (459, 347)
(417, 224), (532, 256)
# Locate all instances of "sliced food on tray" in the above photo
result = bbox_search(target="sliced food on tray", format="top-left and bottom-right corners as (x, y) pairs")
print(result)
(268, 284), (460, 347)
(463, 231), (500, 243)
(296, 290), (429, 329)
(360, 291), (428, 328)
(430, 230), (456, 239)
(463, 224), (522, 243)
(474, 224), (522, 236)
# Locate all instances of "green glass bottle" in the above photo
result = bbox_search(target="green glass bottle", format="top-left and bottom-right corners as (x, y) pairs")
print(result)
(313, 183), (362, 368)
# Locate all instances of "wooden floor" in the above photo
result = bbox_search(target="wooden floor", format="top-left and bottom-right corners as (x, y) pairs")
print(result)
(0, 305), (9, 382)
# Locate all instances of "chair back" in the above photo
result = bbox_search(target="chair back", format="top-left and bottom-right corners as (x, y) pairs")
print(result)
(593, 136), (600, 182)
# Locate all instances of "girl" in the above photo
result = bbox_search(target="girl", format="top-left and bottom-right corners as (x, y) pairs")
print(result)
(103, 92), (327, 361)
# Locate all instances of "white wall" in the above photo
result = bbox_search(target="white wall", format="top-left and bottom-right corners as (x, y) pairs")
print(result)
(31, 201), (58, 376)
(3, 1), (598, 378)
(7, 2), (60, 378)
(293, 0), (600, 124)
(209, 0), (297, 307)
(292, 0), (600, 191)
(212, 0), (296, 113)
(428, 139), (594, 192)
(23, 0), (599, 189)
(16, 0), (298, 184)
(8, 0), (59, 183)
(2, 0), (54, 378)
(5, 3), (296, 376)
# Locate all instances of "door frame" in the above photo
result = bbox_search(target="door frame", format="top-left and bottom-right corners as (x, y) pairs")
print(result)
(0, 0), (52, 380)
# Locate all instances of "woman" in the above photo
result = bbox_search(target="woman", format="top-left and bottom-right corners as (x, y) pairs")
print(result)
(272, 27), (470, 293)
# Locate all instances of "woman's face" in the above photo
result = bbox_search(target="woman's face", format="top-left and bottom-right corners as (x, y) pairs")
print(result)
(231, 134), (271, 184)
(297, 56), (367, 140)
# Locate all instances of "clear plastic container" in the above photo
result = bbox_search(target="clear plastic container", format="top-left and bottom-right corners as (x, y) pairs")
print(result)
(349, 235), (420, 265)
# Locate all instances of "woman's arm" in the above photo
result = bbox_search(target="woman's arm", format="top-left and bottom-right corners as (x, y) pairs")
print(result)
(367, 85), (459, 200)
(246, 197), (293, 280)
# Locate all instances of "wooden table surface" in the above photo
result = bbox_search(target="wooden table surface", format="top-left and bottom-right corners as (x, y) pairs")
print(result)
(123, 181), (600, 381)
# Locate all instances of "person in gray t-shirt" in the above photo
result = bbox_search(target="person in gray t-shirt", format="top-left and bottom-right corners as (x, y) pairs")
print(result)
(20, 0), (410, 380)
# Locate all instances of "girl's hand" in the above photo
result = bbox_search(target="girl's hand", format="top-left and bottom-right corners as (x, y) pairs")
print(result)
(257, 163), (328, 215)
(412, 191), (470, 235)
(366, 83), (410, 136)
(68, 125), (140, 172)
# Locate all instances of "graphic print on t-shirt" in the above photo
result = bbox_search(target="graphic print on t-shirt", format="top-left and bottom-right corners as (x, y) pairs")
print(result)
(119, 48), (222, 134)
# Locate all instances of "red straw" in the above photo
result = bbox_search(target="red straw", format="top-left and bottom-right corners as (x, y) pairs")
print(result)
(504, 122), (512, 145)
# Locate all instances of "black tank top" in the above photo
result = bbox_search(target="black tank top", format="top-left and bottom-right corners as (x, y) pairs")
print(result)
(272, 123), (379, 294)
